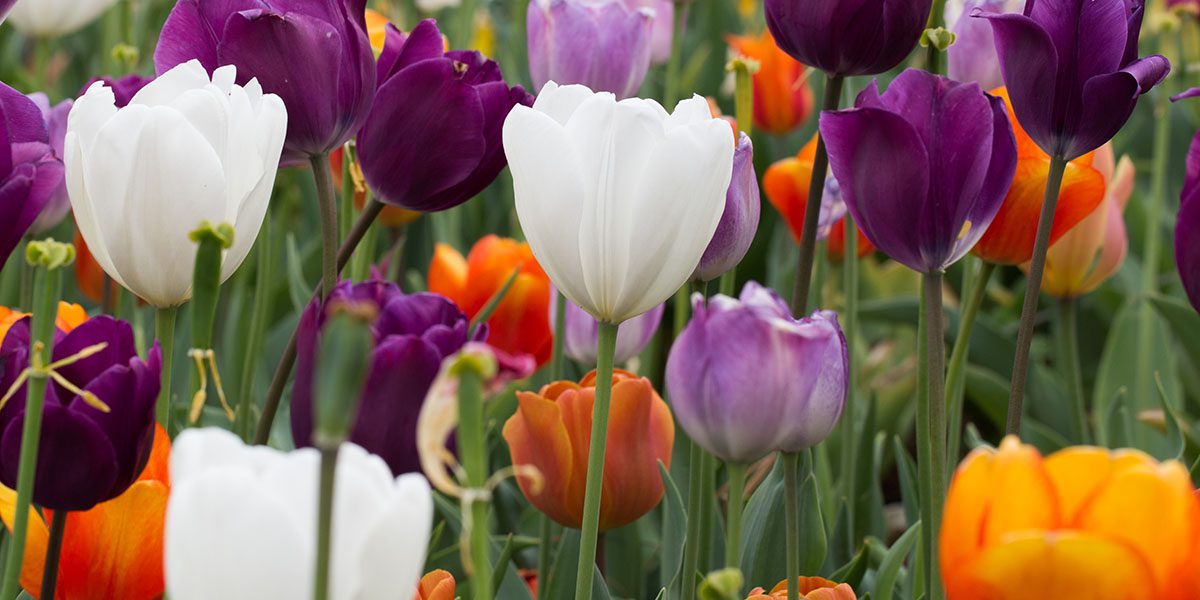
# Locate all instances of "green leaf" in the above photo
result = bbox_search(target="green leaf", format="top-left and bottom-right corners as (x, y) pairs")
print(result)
(430, 493), (533, 600)
(285, 233), (310, 311)
(603, 522), (645, 600)
(1154, 372), (1186, 460)
(544, 529), (612, 600)
(1148, 294), (1200, 369)
(739, 458), (825, 589)
(491, 534), (518, 595)
(827, 542), (870, 590)
(659, 461), (687, 599)
(891, 437), (920, 529)
(874, 521), (921, 600)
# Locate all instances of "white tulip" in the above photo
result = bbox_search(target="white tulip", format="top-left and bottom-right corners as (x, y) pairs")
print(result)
(66, 60), (286, 307)
(7, 0), (118, 36)
(503, 82), (733, 324)
(165, 428), (433, 600)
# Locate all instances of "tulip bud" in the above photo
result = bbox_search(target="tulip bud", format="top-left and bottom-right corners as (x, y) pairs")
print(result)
(745, 577), (857, 599)
(527, 0), (655, 99)
(313, 301), (378, 449)
(0, 84), (63, 268)
(694, 133), (760, 282)
(551, 291), (664, 365)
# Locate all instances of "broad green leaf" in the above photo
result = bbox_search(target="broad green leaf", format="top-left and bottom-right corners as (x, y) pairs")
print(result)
(874, 521), (921, 600)
(659, 462), (687, 599)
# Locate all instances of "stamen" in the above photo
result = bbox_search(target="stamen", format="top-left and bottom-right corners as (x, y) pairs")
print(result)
(188, 349), (208, 424)
(205, 350), (235, 422)
(47, 371), (111, 413)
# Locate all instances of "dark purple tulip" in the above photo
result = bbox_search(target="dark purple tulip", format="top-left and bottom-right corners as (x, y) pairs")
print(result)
(357, 20), (533, 212)
(26, 93), (72, 234)
(1175, 89), (1200, 313)
(764, 0), (931, 77)
(0, 0), (15, 25)
(527, 0), (655, 99)
(666, 282), (847, 464)
(978, 0), (1169, 160)
(155, 0), (375, 163)
(820, 69), (1016, 273)
(0, 316), (161, 511)
(0, 83), (63, 268)
(83, 74), (154, 109)
(291, 278), (485, 475)
(693, 132), (760, 282)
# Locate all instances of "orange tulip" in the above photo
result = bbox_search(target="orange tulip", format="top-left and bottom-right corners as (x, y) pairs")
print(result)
(940, 436), (1200, 600)
(413, 569), (455, 600)
(726, 31), (814, 135)
(0, 302), (88, 343)
(503, 369), (674, 531)
(0, 423), (170, 600)
(428, 236), (553, 365)
(746, 577), (857, 599)
(972, 88), (1105, 265)
(763, 135), (874, 262)
(1034, 143), (1133, 297)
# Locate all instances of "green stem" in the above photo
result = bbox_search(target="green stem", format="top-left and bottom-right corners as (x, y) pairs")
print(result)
(1058, 297), (1090, 444)
(945, 260), (995, 468)
(0, 261), (62, 599)
(574, 322), (619, 600)
(1007, 154), (1067, 435)
(840, 213), (859, 553)
(917, 271), (947, 600)
(458, 366), (492, 600)
(155, 306), (179, 428)
(238, 217), (274, 442)
(724, 463), (747, 569)
(680, 441), (703, 600)
(790, 74), (845, 316)
(40, 510), (67, 600)
(698, 452), (715, 575)
(782, 452), (801, 600)
(310, 154), (339, 299)
(540, 292), (567, 600)
(313, 446), (338, 600)
(537, 516), (554, 600)
(663, 1), (689, 108)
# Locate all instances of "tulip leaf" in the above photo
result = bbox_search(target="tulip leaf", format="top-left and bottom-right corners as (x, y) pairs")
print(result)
(285, 233), (311, 311)
(891, 437), (919, 529)
(827, 541), (870, 590)
(739, 456), (826, 589)
(874, 520), (921, 600)
(1147, 294), (1200, 370)
(491, 534), (518, 595)
(543, 528), (612, 600)
(604, 521), (646, 600)
(430, 493), (534, 600)
(1154, 372), (1187, 461)
(658, 461), (687, 599)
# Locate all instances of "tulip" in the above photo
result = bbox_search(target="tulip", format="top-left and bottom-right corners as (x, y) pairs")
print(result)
(1177, 123), (1200, 313)
(292, 279), (484, 475)
(552, 291), (663, 366)
(527, 0), (655, 99)
(972, 87), (1106, 265)
(941, 436), (1200, 600)
(66, 61), (287, 308)
(165, 428), (433, 599)
(83, 74), (153, 109)
(820, 69), (1017, 274)
(0, 315), (161, 511)
(695, 132), (760, 281)
(6, 0), (117, 36)
(0, 301), (87, 343)
(1036, 144), (1133, 297)
(725, 31), (815, 135)
(358, 20), (533, 212)
(155, 0), (374, 163)
(415, 570), (456, 600)
(504, 82), (734, 323)
(762, 135), (874, 262)
(503, 369), (673, 531)
(978, 0), (1169, 160)
(0, 422), (170, 599)
(746, 577), (857, 600)
(764, 0), (930, 77)
(945, 0), (1023, 90)
(666, 282), (847, 464)
(26, 93), (71, 234)
(0, 83), (64, 268)
(427, 236), (553, 365)
(621, 0), (673, 64)
(0, 0), (13, 24)
(330, 148), (420, 227)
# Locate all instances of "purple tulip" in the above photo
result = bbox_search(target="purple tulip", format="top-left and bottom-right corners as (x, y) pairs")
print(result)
(155, 0), (375, 163)
(84, 74), (154, 109)
(978, 0), (1169, 159)
(622, 0), (673, 64)
(1175, 89), (1200, 313)
(26, 93), (72, 234)
(0, 316), (161, 511)
(820, 69), (1017, 273)
(764, 0), (931, 77)
(693, 132), (760, 282)
(0, 0), (15, 25)
(947, 0), (1022, 90)
(666, 282), (847, 463)
(0, 83), (63, 268)
(527, 0), (655, 99)
(291, 278), (485, 475)
(357, 20), (533, 212)
(551, 289), (664, 365)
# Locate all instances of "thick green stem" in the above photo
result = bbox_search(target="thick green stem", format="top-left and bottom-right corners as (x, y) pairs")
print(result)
(724, 463), (747, 569)
(917, 271), (947, 600)
(40, 510), (68, 600)
(1058, 297), (1090, 444)
(310, 154), (339, 299)
(238, 217), (274, 441)
(840, 214), (859, 552)
(1007, 154), (1068, 435)
(313, 446), (339, 600)
(945, 259), (995, 468)
(458, 367), (492, 600)
(574, 323), (619, 600)
(782, 452), (802, 600)
(155, 306), (179, 428)
(790, 74), (845, 316)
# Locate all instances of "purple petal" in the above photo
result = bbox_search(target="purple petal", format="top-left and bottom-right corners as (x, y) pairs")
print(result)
(1, 403), (119, 511)
(154, 0), (223, 74)
(979, 11), (1060, 154)
(527, 0), (654, 99)
(694, 132), (760, 282)
(1064, 56), (1169, 159)
(1178, 132), (1200, 313)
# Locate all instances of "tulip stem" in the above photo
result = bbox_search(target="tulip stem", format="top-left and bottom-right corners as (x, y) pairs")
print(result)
(539, 292), (567, 600)
(680, 440), (704, 600)
(155, 306), (179, 428)
(1058, 297), (1090, 444)
(458, 365), (493, 600)
(574, 322), (618, 600)
(917, 271), (947, 600)
(253, 199), (385, 445)
(40, 510), (67, 600)
(790, 74), (845, 317)
(945, 259), (995, 468)
(663, 0), (689, 107)
(0, 259), (62, 600)
(1006, 154), (1067, 435)
(310, 153), (339, 299)
(724, 463), (747, 570)
(781, 451), (801, 600)
(840, 213), (860, 553)
(313, 446), (338, 600)
(238, 216), (274, 442)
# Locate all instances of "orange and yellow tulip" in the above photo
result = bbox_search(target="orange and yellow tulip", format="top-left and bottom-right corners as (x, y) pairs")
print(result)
(0, 423), (170, 600)
(972, 88), (1105, 265)
(0, 301), (88, 342)
(746, 577), (857, 599)
(940, 436), (1200, 600)
(413, 569), (455, 600)
(726, 31), (814, 135)
(428, 235), (553, 365)
(763, 135), (874, 262)
(502, 369), (674, 531)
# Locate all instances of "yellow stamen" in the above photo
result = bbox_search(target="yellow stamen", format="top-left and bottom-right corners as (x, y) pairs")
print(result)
(47, 371), (110, 413)
(188, 349), (208, 424)
(206, 350), (235, 421)
(958, 220), (973, 241)
(0, 342), (113, 413)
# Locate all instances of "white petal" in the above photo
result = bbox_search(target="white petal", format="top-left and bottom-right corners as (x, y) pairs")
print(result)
(131, 60), (214, 108)
(664, 94), (715, 129)
(8, 0), (117, 36)
(355, 474), (433, 600)
(221, 92), (286, 282)
(531, 82), (604, 125)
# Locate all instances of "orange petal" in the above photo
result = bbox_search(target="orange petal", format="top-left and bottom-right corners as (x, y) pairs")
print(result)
(54, 302), (88, 333)
(364, 8), (389, 53)
(427, 243), (469, 308)
(0, 485), (49, 596)
(1039, 193), (1125, 297)
(759, 577), (856, 600)
(826, 217), (875, 262)
(598, 378), (673, 531)
(503, 392), (580, 527)
(415, 569), (456, 600)
(764, 154), (813, 244)
(0, 307), (25, 344)
(136, 423), (171, 486)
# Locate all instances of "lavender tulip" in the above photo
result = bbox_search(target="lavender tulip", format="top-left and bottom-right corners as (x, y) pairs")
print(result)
(623, 0), (673, 64)
(291, 278), (485, 475)
(551, 291), (664, 365)
(155, 0), (375, 163)
(764, 0), (931, 77)
(26, 93), (71, 234)
(820, 69), (1017, 273)
(0, 316), (161, 511)
(528, 0), (655, 99)
(357, 20), (533, 212)
(978, 0), (1169, 160)
(666, 282), (847, 464)
(693, 132), (760, 282)
(0, 83), (63, 267)
(946, 0), (1022, 89)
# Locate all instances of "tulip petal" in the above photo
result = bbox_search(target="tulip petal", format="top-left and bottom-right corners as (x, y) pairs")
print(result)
(503, 392), (580, 526)
(979, 12), (1059, 155)
(1066, 56), (1170, 159)
(1, 402), (119, 511)
(357, 473), (433, 600)
(0, 486), (49, 595)
(597, 378), (671, 530)
(154, 0), (222, 75)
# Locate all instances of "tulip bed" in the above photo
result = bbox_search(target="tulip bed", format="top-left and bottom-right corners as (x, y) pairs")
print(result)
(0, 0), (1197, 599)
